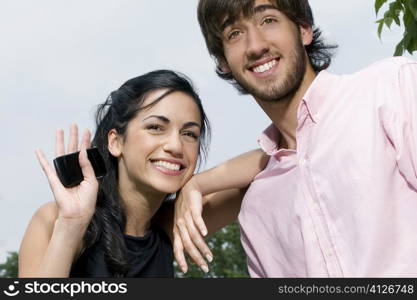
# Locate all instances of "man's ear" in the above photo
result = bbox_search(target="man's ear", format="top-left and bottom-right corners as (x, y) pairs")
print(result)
(108, 129), (122, 157)
(300, 24), (313, 46)
(218, 59), (231, 73)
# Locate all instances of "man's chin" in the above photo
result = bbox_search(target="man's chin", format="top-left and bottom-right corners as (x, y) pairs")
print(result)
(243, 83), (284, 102)
(233, 73), (286, 101)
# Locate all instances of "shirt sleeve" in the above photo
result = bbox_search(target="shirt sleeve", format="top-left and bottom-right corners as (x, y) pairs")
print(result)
(389, 60), (417, 189)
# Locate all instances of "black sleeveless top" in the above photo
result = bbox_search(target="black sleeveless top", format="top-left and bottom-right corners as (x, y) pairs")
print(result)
(69, 226), (173, 277)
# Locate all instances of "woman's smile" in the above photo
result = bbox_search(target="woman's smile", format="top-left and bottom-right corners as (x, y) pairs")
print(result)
(150, 159), (186, 176)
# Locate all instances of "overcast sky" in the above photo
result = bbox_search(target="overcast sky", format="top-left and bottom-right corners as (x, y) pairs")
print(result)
(0, 0), (415, 263)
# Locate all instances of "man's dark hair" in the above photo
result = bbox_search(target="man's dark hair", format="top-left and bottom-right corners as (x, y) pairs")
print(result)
(197, 0), (337, 92)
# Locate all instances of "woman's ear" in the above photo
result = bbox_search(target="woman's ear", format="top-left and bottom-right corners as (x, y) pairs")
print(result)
(300, 24), (313, 46)
(108, 129), (122, 157)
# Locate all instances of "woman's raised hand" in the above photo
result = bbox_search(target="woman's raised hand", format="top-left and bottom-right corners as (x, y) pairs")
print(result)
(35, 124), (99, 226)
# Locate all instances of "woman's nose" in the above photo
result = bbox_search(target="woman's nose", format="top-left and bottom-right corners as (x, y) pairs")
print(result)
(162, 133), (183, 157)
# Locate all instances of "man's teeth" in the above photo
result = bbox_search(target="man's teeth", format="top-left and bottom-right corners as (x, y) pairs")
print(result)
(153, 160), (181, 171)
(253, 60), (277, 73)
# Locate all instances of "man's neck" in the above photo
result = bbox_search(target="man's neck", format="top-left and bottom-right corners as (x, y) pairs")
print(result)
(255, 63), (317, 150)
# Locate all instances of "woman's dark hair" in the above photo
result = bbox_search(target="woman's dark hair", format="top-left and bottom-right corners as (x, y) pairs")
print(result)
(83, 70), (210, 276)
(197, 0), (338, 92)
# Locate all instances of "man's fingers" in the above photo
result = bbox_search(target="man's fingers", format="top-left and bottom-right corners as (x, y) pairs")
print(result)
(177, 217), (209, 273)
(173, 227), (188, 273)
(67, 124), (79, 153)
(55, 129), (65, 157)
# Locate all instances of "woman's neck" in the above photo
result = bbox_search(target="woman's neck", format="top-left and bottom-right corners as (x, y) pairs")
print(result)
(118, 178), (166, 237)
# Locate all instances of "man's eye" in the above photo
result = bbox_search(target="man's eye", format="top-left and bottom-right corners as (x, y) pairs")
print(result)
(228, 30), (241, 40)
(262, 17), (276, 25)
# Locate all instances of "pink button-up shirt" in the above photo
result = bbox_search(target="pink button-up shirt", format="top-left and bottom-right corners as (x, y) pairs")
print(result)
(238, 57), (417, 277)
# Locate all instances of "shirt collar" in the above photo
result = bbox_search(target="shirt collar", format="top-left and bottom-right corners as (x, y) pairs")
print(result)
(258, 70), (339, 154)
(257, 124), (281, 155)
(301, 70), (338, 123)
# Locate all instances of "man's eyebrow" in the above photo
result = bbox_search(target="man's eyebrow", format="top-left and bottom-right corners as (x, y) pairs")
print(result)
(221, 17), (235, 32)
(221, 4), (279, 32)
(252, 4), (278, 15)
(143, 115), (170, 123)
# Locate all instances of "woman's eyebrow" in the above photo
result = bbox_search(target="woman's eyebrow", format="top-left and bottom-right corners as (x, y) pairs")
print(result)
(143, 115), (200, 129)
(143, 115), (170, 123)
(183, 121), (201, 129)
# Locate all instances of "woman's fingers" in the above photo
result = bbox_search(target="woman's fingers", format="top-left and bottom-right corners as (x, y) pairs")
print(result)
(52, 125), (95, 186)
(185, 191), (212, 261)
(189, 191), (208, 236)
(57, 124), (90, 156)
(67, 124), (79, 153)
(84, 129), (92, 149)
(35, 149), (62, 194)
(173, 227), (188, 273)
(78, 132), (96, 183)
(173, 183), (212, 272)
(55, 129), (65, 157)
(177, 215), (209, 274)
(187, 215), (213, 263)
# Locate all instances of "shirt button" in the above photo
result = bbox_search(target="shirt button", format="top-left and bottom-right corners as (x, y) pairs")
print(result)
(299, 158), (307, 166)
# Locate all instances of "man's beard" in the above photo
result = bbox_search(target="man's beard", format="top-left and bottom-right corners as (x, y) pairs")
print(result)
(233, 37), (307, 103)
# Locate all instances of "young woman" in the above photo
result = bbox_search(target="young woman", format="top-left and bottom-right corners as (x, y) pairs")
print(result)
(18, 70), (211, 277)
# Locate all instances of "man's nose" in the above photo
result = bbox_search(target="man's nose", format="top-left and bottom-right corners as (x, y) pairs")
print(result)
(246, 27), (269, 60)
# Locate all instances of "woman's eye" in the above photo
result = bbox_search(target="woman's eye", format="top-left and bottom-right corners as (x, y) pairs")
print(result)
(182, 131), (199, 140)
(146, 124), (163, 131)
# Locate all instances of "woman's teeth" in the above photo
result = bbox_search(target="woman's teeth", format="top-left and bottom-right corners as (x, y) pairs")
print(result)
(152, 160), (181, 171)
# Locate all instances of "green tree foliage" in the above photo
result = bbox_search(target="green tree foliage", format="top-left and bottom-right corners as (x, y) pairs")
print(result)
(375, 0), (417, 55)
(0, 251), (18, 278)
(175, 222), (249, 278)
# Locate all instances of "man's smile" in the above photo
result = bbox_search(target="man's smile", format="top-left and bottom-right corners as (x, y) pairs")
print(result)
(248, 57), (280, 78)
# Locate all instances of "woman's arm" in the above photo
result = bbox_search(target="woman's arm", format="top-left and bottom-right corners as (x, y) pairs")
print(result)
(155, 149), (266, 238)
(202, 188), (247, 235)
(193, 148), (268, 195)
(173, 149), (268, 273)
(19, 202), (86, 277)
(19, 125), (98, 277)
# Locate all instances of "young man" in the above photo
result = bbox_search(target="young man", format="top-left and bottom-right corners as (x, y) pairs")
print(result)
(173, 0), (417, 277)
